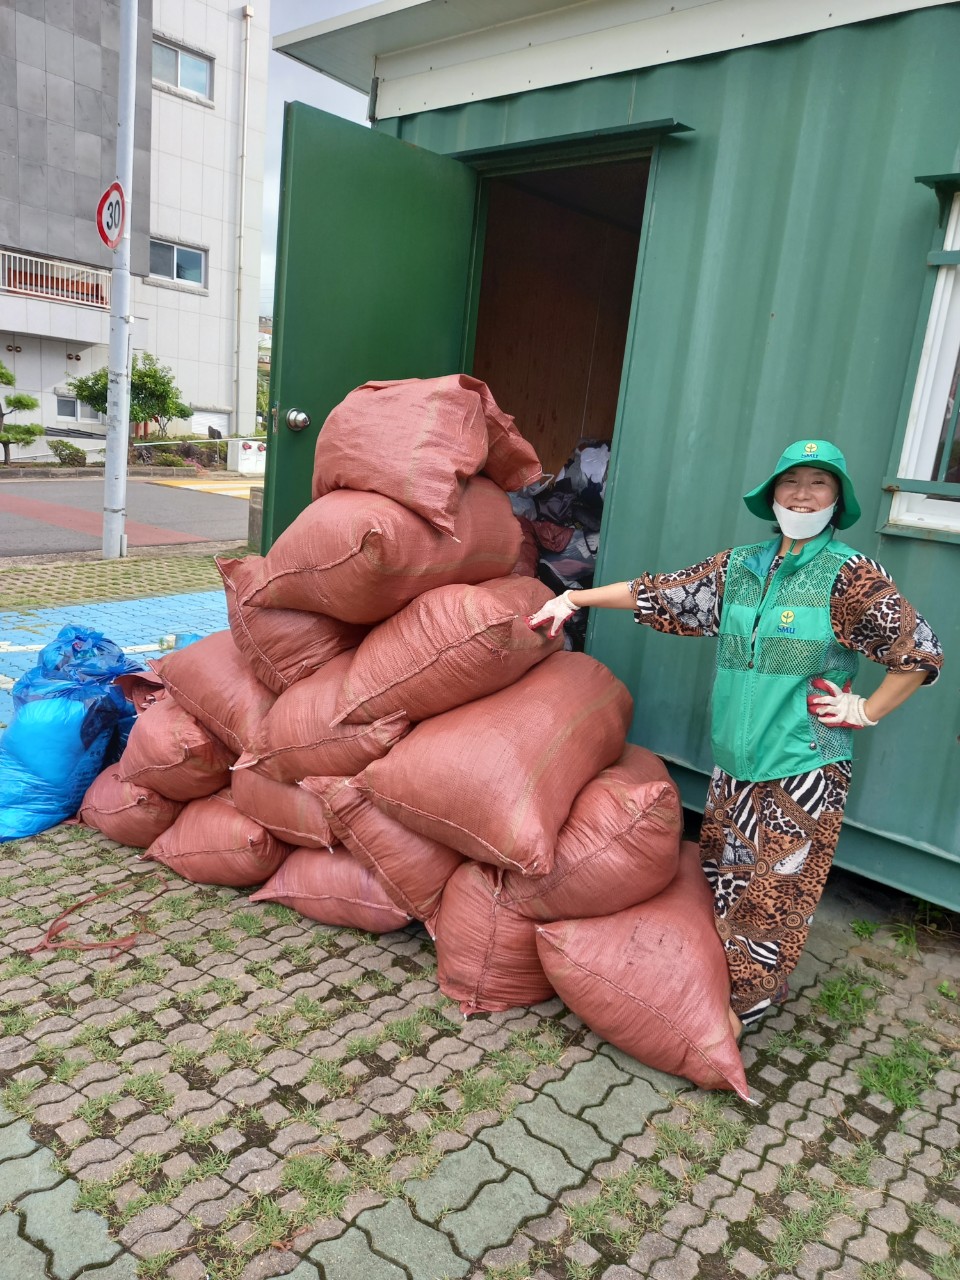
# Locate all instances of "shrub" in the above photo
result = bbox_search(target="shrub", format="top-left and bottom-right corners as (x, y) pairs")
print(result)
(48, 439), (87, 467)
(178, 441), (225, 467)
(151, 450), (187, 468)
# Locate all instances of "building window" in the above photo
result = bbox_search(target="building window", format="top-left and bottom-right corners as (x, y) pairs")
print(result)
(57, 397), (101, 421)
(152, 38), (213, 98)
(887, 186), (960, 536)
(149, 239), (206, 287)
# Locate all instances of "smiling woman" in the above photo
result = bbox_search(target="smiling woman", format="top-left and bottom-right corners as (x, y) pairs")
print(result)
(528, 438), (944, 1039)
(772, 465), (840, 536)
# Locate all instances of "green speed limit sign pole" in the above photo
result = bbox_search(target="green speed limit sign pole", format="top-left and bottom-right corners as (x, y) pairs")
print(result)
(99, 0), (137, 559)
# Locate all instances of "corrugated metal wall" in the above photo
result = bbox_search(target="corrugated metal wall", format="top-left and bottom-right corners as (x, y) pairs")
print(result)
(387, 7), (960, 903)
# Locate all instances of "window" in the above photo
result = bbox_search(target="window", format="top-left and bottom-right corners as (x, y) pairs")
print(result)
(886, 180), (960, 536)
(56, 397), (101, 420)
(149, 239), (206, 286)
(152, 38), (212, 98)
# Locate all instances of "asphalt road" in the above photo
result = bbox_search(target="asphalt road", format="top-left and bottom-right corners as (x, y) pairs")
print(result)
(0, 476), (250, 557)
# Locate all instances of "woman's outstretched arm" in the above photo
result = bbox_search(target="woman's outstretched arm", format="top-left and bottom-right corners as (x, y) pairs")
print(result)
(528, 551), (731, 638)
(566, 582), (636, 610)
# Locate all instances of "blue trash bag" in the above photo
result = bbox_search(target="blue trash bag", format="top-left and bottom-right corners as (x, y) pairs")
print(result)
(0, 626), (145, 840)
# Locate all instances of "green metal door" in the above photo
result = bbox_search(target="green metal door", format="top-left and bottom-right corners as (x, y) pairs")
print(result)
(262, 103), (479, 547)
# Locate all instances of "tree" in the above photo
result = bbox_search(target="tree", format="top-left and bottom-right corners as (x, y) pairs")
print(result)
(256, 367), (269, 425)
(68, 352), (193, 437)
(0, 359), (44, 465)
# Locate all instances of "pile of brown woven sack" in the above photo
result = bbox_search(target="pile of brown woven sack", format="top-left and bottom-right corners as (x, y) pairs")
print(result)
(80, 374), (747, 1100)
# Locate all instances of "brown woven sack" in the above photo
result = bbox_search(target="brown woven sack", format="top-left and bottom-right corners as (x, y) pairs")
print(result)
(230, 767), (341, 849)
(80, 768), (183, 848)
(117, 697), (235, 801)
(234, 651), (408, 784)
(500, 746), (682, 921)
(217, 556), (367, 694)
(151, 631), (276, 755)
(472, 376), (542, 493)
(250, 846), (412, 933)
(431, 861), (554, 1014)
(243, 478), (522, 624)
(143, 790), (290, 887)
(357, 651), (633, 876)
(311, 376), (490, 534)
(331, 576), (562, 726)
(535, 843), (750, 1099)
(512, 518), (540, 578)
(114, 668), (166, 711)
(314, 778), (464, 921)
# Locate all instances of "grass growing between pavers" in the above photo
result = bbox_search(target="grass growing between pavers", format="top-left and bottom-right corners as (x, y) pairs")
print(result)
(506, 925), (957, 1280)
(766, 1159), (867, 1270)
(551, 1094), (750, 1266)
(911, 1202), (960, 1280)
(0, 827), (605, 1280)
(0, 824), (958, 1280)
(0, 555), (233, 608)
(812, 964), (883, 1025)
(137, 1017), (584, 1280)
(857, 1034), (949, 1109)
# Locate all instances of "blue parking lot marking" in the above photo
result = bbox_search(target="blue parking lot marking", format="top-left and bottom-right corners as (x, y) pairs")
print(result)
(0, 591), (228, 728)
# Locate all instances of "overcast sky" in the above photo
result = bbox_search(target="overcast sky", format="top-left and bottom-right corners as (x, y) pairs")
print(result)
(260, 0), (370, 315)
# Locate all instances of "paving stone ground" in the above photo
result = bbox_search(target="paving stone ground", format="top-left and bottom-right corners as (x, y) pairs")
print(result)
(0, 823), (956, 1280)
(0, 556), (958, 1280)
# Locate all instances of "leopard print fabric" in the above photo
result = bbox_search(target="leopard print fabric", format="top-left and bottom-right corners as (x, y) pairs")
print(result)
(832, 556), (942, 682)
(629, 551), (728, 635)
(629, 550), (943, 681)
(700, 762), (851, 1021)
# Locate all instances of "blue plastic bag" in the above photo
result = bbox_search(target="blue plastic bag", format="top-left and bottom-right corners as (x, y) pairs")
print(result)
(0, 627), (144, 840)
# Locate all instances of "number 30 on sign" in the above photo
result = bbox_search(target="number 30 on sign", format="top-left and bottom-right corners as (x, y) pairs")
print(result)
(96, 182), (126, 250)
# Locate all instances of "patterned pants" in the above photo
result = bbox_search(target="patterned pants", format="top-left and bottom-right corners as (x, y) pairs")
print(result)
(699, 761), (852, 1024)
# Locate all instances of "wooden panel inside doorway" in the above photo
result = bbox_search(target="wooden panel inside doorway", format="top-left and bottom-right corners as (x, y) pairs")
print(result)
(471, 174), (642, 478)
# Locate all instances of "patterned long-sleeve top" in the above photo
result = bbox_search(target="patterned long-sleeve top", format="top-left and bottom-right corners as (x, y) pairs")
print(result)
(628, 550), (943, 683)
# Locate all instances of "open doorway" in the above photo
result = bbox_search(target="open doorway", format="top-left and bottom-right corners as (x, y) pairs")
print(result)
(472, 155), (649, 475)
(470, 155), (650, 641)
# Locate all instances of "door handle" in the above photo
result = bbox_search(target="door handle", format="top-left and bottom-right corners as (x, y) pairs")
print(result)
(285, 408), (311, 431)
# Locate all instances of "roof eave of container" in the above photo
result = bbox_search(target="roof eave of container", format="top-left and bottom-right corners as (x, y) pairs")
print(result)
(273, 0), (958, 120)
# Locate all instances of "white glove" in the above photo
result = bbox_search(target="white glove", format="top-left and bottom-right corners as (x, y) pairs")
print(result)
(808, 678), (877, 728)
(527, 591), (579, 639)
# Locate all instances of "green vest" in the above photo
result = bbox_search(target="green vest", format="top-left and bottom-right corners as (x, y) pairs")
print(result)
(711, 527), (860, 782)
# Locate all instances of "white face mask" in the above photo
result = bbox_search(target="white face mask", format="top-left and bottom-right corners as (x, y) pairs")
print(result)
(772, 499), (836, 541)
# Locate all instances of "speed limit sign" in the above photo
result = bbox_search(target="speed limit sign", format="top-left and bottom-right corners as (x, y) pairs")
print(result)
(96, 181), (126, 250)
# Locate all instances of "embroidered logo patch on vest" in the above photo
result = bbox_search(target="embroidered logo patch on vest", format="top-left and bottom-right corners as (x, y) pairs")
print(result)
(778, 609), (796, 634)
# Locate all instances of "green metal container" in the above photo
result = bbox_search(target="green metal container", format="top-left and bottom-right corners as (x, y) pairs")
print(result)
(267, 7), (959, 908)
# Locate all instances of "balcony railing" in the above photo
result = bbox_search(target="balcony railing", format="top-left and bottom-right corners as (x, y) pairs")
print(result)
(0, 250), (111, 310)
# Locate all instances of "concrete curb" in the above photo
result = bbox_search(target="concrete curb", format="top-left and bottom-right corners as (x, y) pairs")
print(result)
(0, 468), (247, 480)
(0, 541), (249, 571)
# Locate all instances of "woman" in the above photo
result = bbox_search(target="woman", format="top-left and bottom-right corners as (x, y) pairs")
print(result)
(528, 440), (943, 1040)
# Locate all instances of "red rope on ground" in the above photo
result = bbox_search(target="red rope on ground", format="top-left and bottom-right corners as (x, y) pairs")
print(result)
(26, 876), (173, 957)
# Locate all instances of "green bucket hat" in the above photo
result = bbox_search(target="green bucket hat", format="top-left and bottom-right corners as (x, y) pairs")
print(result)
(743, 439), (861, 529)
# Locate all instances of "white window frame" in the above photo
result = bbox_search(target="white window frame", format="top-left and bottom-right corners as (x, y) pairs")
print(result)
(56, 397), (102, 421)
(149, 238), (207, 288)
(152, 38), (214, 100)
(887, 189), (960, 536)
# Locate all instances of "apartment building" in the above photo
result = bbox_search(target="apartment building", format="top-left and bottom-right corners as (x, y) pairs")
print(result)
(0, 0), (268, 457)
